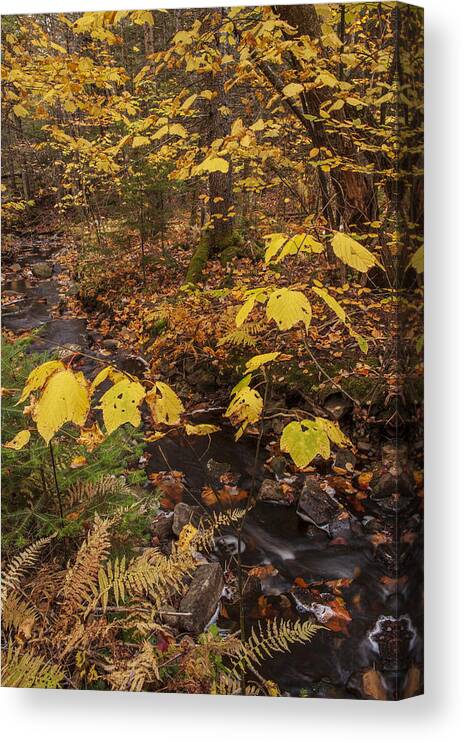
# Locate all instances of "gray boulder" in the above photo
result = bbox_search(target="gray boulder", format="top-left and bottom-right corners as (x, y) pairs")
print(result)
(297, 476), (341, 527)
(179, 563), (224, 633)
(32, 262), (53, 279)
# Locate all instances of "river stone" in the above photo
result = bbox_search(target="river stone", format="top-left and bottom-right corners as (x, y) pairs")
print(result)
(102, 338), (119, 351)
(179, 563), (224, 633)
(323, 392), (353, 420)
(172, 502), (202, 536)
(333, 448), (357, 472)
(270, 455), (287, 479)
(206, 458), (230, 482)
(297, 476), (340, 527)
(258, 478), (292, 505)
(32, 262), (53, 279)
(152, 511), (174, 542)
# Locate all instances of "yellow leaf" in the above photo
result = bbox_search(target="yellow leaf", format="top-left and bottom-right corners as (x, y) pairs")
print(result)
(312, 286), (346, 323)
(235, 296), (256, 327)
(184, 423), (221, 436)
(181, 93), (197, 111)
(409, 245), (424, 274)
(146, 381), (184, 426)
(280, 420), (330, 468)
(265, 233), (323, 263)
(77, 423), (106, 452)
(349, 328), (369, 354)
(245, 352), (280, 373)
(178, 524), (198, 550)
(282, 83), (304, 98)
(197, 155), (229, 174)
(34, 370), (90, 444)
(13, 104), (28, 118)
(130, 10), (154, 26)
(90, 366), (127, 396)
(225, 386), (263, 440)
(132, 135), (151, 148)
(4, 429), (30, 450)
(70, 455), (87, 469)
(98, 378), (145, 434)
(18, 361), (65, 404)
(331, 232), (384, 273)
(314, 418), (351, 447)
(266, 288), (312, 331)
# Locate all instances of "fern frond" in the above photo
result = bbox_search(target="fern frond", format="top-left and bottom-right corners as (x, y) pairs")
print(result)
(97, 544), (197, 612)
(2, 592), (39, 635)
(218, 321), (267, 348)
(193, 508), (246, 552)
(1, 643), (64, 688)
(60, 515), (113, 618)
(106, 641), (160, 692)
(1, 534), (55, 601)
(213, 674), (261, 695)
(231, 618), (321, 678)
(97, 508), (246, 612)
(65, 475), (133, 511)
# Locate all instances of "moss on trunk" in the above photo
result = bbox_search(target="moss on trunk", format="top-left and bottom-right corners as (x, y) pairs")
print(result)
(185, 237), (209, 284)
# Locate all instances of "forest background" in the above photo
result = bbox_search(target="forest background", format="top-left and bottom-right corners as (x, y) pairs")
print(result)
(0, 4), (460, 742)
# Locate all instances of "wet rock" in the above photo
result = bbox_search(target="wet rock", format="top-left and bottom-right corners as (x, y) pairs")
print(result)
(116, 354), (149, 378)
(297, 476), (341, 527)
(172, 502), (202, 536)
(32, 261), (53, 279)
(258, 478), (292, 505)
(102, 338), (119, 351)
(269, 455), (287, 479)
(152, 511), (174, 542)
(333, 448), (357, 472)
(158, 604), (181, 630)
(179, 563), (224, 633)
(323, 392), (353, 420)
(206, 458), (230, 483)
(328, 511), (361, 539)
(187, 367), (217, 393)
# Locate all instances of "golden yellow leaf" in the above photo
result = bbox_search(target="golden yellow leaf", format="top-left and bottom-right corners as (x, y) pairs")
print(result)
(98, 378), (145, 434)
(184, 423), (221, 436)
(146, 381), (184, 426)
(266, 288), (312, 331)
(244, 352), (280, 373)
(18, 360), (65, 404)
(225, 386), (263, 440)
(331, 232), (384, 273)
(70, 455), (87, 469)
(34, 370), (90, 444)
(4, 429), (31, 450)
(77, 423), (106, 452)
(282, 83), (304, 98)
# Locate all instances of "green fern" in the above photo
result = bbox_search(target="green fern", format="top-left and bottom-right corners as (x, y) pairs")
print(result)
(1, 644), (64, 688)
(218, 321), (267, 348)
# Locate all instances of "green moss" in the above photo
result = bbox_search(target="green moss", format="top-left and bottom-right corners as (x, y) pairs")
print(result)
(185, 237), (209, 284)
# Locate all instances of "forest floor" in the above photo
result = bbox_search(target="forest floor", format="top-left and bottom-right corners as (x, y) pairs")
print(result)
(1, 217), (423, 699)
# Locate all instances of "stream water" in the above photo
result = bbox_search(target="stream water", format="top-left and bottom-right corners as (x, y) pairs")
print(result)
(2, 235), (423, 700)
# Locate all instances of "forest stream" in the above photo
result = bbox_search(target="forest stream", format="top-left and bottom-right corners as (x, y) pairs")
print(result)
(2, 234), (423, 699)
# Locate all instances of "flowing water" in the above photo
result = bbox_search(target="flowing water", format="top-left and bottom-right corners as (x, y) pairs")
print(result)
(2, 235), (423, 700)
